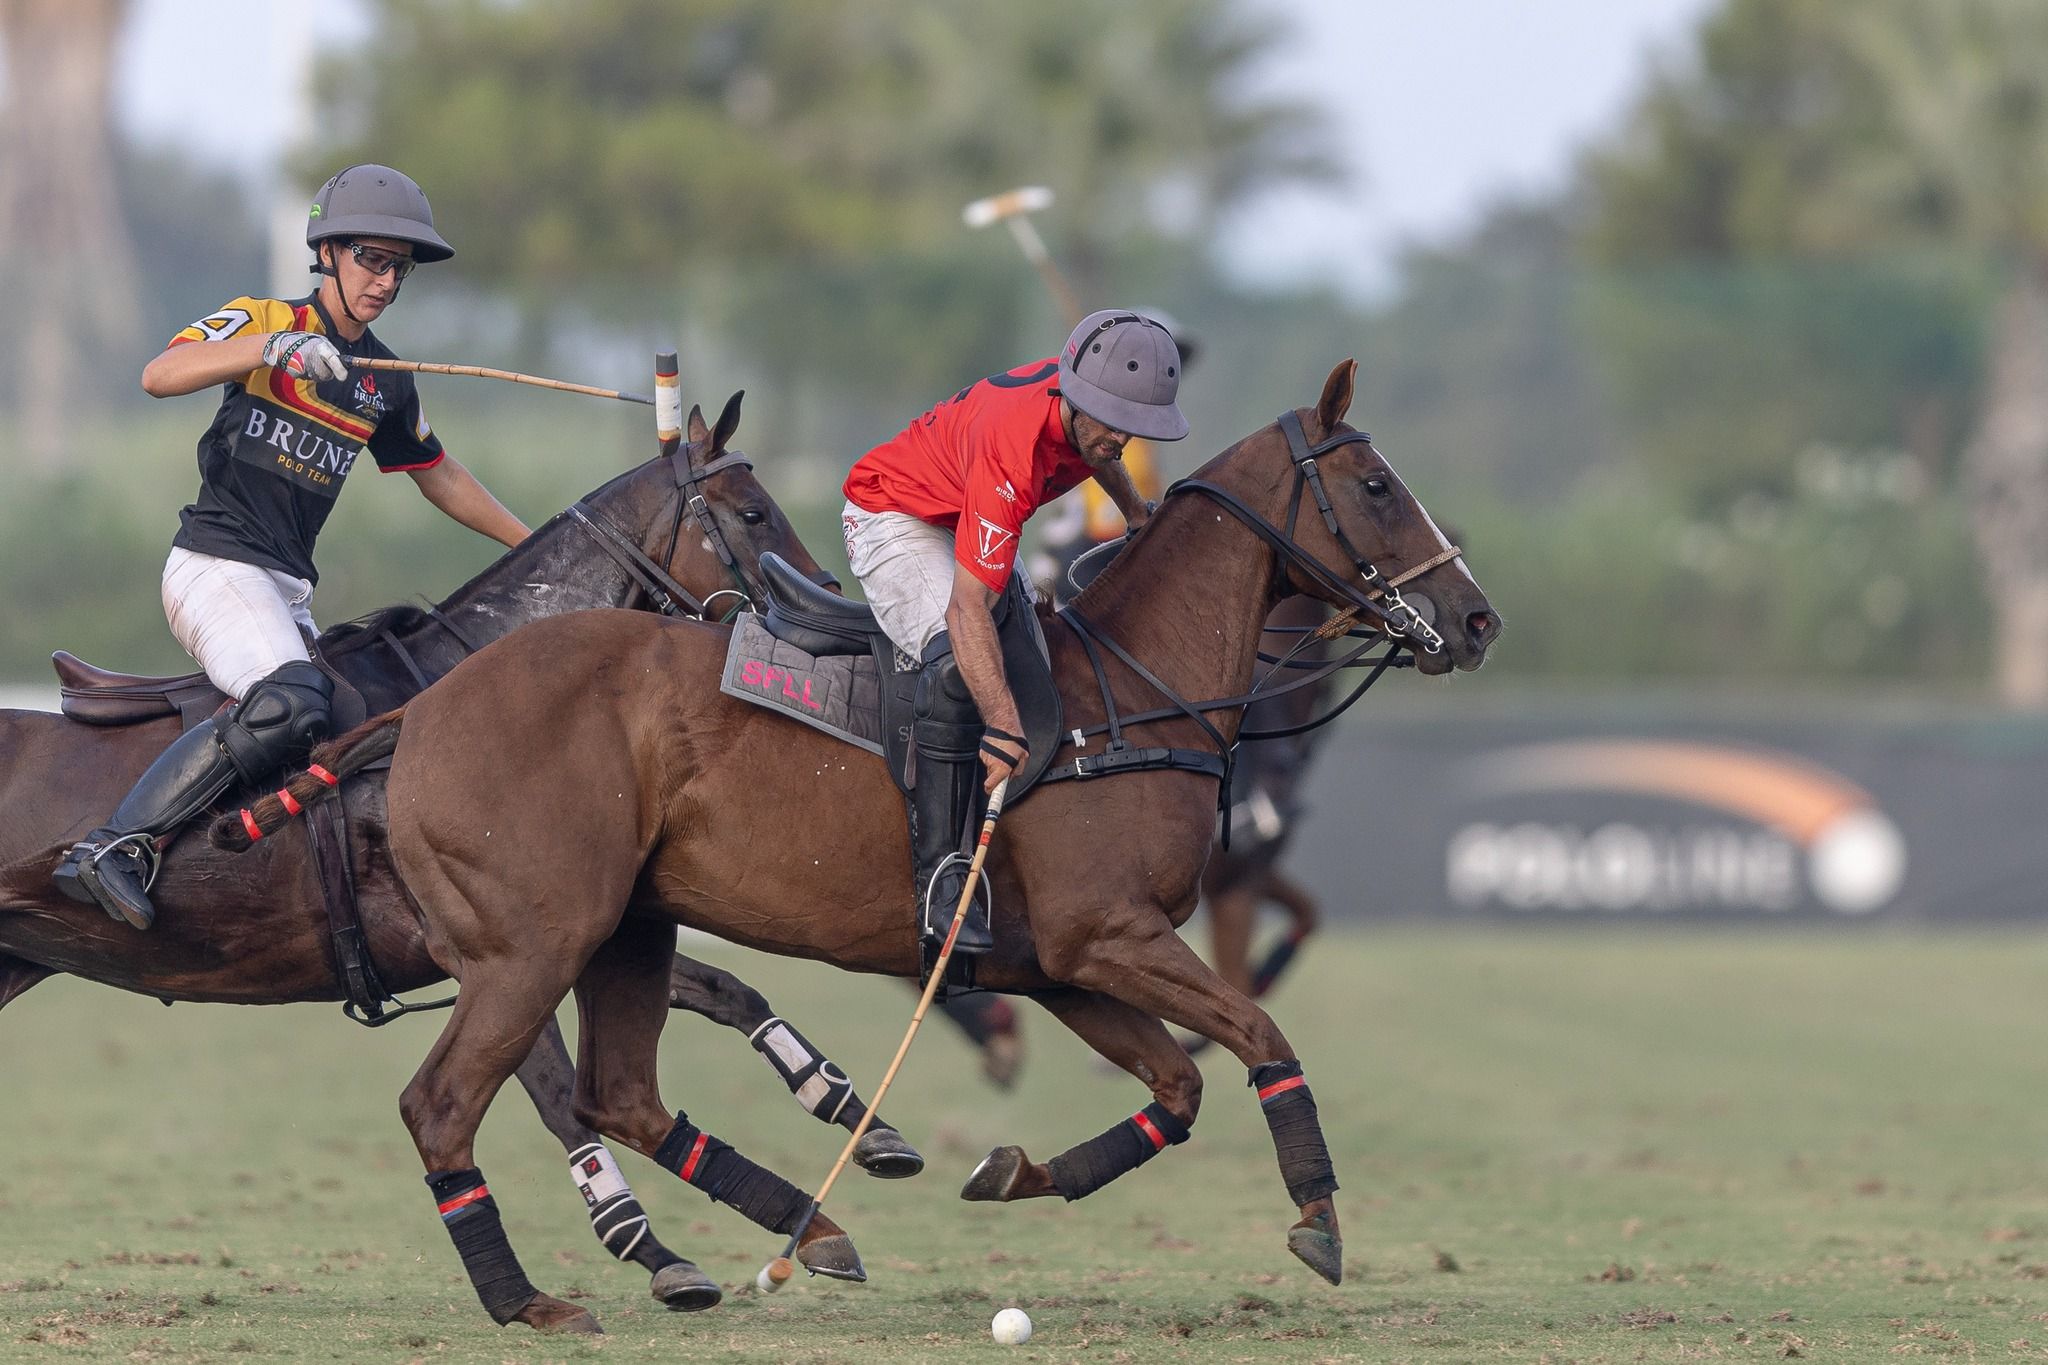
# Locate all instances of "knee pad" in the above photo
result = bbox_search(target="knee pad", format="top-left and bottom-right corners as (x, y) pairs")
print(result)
(913, 636), (981, 760)
(220, 661), (334, 781)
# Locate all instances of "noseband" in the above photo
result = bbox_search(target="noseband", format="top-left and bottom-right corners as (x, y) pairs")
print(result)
(1165, 411), (1457, 654)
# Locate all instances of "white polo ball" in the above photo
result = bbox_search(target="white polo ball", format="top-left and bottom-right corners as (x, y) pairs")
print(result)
(991, 1307), (1033, 1345)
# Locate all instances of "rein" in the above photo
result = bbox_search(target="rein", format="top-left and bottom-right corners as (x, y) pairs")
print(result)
(1035, 410), (1465, 843)
(570, 447), (760, 623)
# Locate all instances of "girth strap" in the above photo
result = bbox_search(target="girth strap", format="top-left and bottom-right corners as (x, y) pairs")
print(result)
(305, 783), (389, 1020)
(1036, 745), (1228, 785)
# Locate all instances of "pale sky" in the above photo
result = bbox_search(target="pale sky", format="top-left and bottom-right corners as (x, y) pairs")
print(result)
(104, 0), (1716, 298)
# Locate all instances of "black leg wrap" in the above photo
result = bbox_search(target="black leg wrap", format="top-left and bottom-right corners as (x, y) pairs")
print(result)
(425, 1168), (539, 1325)
(653, 1112), (812, 1234)
(748, 1017), (864, 1126)
(1045, 1101), (1192, 1202)
(1249, 1060), (1339, 1206)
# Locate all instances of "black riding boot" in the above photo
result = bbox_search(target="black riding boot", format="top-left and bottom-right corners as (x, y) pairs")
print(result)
(911, 637), (993, 956)
(53, 661), (333, 930)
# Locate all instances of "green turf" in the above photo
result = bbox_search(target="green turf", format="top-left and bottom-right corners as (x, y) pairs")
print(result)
(4, 928), (2047, 1362)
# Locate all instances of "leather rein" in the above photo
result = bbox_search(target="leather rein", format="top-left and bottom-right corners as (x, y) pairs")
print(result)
(1039, 413), (1464, 843)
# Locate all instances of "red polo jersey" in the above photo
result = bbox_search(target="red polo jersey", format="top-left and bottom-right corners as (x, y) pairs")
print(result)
(843, 359), (1096, 591)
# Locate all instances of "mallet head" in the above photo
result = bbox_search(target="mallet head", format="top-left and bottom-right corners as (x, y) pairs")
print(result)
(964, 185), (1055, 228)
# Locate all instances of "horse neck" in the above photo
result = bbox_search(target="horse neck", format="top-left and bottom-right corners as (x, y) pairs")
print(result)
(385, 488), (665, 672)
(1067, 489), (1282, 736)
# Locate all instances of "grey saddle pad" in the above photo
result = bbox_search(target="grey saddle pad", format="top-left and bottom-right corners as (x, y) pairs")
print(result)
(719, 613), (903, 755)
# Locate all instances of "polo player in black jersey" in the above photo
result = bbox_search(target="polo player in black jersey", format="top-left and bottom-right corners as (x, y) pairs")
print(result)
(55, 165), (529, 930)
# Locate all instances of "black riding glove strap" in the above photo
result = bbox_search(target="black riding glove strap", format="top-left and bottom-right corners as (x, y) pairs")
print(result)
(425, 1167), (539, 1324)
(654, 1111), (812, 1234)
(1046, 1101), (1192, 1201)
(748, 1016), (866, 1126)
(1249, 1060), (1339, 1206)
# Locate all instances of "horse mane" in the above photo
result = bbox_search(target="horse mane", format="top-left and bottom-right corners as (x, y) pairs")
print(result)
(318, 602), (433, 659)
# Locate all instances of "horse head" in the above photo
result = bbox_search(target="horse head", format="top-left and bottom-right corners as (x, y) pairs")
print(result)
(575, 390), (836, 620)
(1190, 359), (1501, 676)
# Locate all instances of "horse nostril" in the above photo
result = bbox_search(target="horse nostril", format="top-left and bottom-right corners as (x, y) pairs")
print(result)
(1466, 611), (1495, 643)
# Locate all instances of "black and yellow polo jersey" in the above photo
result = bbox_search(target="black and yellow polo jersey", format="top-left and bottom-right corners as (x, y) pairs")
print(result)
(168, 294), (445, 585)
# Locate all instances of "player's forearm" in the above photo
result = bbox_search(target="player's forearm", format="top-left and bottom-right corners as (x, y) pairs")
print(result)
(141, 335), (272, 397)
(1093, 459), (1147, 525)
(412, 457), (529, 548)
(944, 591), (1023, 737)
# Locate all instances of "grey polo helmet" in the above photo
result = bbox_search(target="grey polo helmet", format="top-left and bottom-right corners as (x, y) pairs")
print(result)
(306, 164), (454, 263)
(1059, 310), (1188, 441)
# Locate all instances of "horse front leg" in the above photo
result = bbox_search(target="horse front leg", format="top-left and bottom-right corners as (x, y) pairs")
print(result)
(575, 919), (866, 1283)
(511, 1018), (718, 1310)
(398, 961), (601, 1334)
(666, 952), (923, 1177)
(1047, 907), (1344, 1286)
(961, 987), (1199, 1205)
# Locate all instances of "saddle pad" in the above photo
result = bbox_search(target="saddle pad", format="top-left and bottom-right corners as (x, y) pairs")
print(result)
(720, 613), (888, 755)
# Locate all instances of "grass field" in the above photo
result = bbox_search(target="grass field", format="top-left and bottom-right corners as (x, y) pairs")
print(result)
(3, 927), (2048, 1363)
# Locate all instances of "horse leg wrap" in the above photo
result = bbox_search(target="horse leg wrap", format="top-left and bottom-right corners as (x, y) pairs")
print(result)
(1046, 1102), (1191, 1201)
(653, 1111), (812, 1234)
(1249, 1060), (1339, 1205)
(425, 1167), (539, 1324)
(748, 1016), (867, 1127)
(566, 1141), (670, 1265)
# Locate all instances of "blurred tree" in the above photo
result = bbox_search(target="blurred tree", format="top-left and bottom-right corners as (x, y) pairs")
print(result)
(1581, 0), (2048, 705)
(303, 0), (1334, 394)
(0, 0), (140, 475)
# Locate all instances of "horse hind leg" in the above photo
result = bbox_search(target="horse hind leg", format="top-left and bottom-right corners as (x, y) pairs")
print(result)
(399, 964), (601, 1333)
(511, 1017), (716, 1311)
(961, 987), (1199, 1206)
(667, 952), (923, 1178)
(1248, 869), (1318, 998)
(578, 919), (865, 1283)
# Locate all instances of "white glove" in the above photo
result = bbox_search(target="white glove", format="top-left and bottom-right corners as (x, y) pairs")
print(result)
(261, 331), (350, 383)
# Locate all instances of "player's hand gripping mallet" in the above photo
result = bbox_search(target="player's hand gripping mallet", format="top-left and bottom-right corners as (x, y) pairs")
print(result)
(758, 778), (1013, 1292)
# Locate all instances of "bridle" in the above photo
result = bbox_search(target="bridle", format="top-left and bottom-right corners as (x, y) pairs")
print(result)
(566, 442), (809, 624)
(1167, 410), (1457, 655)
(1043, 410), (1468, 839)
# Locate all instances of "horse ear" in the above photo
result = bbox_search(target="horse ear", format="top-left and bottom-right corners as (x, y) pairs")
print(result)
(712, 390), (744, 454)
(1315, 359), (1357, 435)
(685, 403), (710, 449)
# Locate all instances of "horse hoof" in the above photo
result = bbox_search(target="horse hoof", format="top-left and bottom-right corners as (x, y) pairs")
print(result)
(797, 1234), (867, 1283)
(513, 1293), (604, 1334)
(960, 1145), (1027, 1202)
(1287, 1212), (1344, 1286)
(981, 1032), (1025, 1089)
(855, 1127), (926, 1179)
(651, 1259), (723, 1312)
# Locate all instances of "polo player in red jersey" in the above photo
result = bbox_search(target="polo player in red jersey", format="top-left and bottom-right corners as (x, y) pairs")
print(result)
(840, 310), (1188, 954)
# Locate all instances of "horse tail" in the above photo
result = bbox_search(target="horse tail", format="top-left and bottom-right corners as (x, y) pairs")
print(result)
(207, 709), (407, 852)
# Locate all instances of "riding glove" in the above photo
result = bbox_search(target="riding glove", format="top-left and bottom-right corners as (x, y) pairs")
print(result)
(261, 331), (350, 383)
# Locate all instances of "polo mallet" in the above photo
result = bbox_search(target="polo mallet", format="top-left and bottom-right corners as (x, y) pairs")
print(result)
(963, 186), (1084, 327)
(756, 777), (1013, 1292)
(347, 356), (654, 406)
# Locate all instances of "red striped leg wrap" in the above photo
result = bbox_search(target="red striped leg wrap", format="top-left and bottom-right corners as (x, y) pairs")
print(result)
(1046, 1101), (1191, 1201)
(424, 1167), (538, 1324)
(1248, 1060), (1337, 1205)
(652, 1111), (811, 1234)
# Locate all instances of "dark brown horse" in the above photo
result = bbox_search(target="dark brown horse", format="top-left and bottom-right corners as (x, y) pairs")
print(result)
(0, 399), (899, 1321)
(233, 359), (1499, 1332)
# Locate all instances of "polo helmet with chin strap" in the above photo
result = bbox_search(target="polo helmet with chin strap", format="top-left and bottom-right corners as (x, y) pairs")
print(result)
(306, 164), (454, 269)
(1058, 309), (1188, 441)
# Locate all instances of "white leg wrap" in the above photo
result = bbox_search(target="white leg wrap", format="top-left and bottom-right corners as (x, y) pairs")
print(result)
(749, 1017), (855, 1124)
(569, 1142), (647, 1260)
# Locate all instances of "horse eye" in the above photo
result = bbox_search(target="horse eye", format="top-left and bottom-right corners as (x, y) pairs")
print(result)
(740, 507), (767, 525)
(1364, 476), (1390, 498)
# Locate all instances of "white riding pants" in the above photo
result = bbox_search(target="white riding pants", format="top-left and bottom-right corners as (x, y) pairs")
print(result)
(160, 547), (317, 699)
(842, 500), (1034, 661)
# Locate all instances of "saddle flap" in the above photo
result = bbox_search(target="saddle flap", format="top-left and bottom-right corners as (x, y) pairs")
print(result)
(54, 651), (226, 729)
(760, 552), (880, 656)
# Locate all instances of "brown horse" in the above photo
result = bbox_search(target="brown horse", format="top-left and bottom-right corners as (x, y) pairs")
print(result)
(231, 359), (1499, 1332)
(0, 399), (896, 1321)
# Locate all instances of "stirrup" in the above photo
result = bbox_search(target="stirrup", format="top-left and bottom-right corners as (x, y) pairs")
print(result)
(71, 830), (164, 892)
(922, 851), (992, 949)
